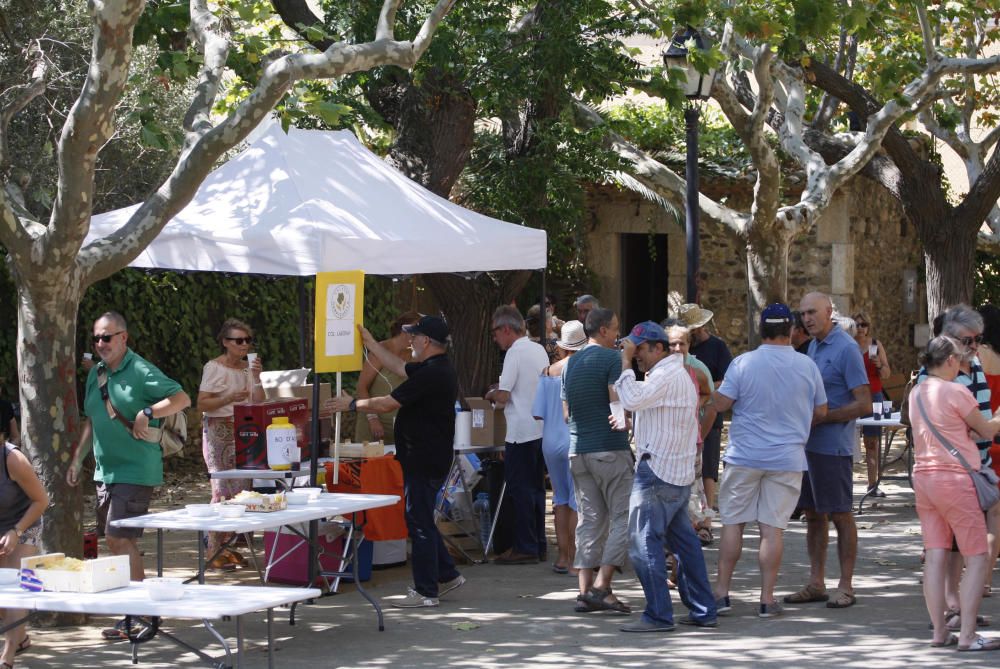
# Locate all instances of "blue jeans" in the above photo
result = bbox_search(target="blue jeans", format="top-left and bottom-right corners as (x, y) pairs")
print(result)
(628, 458), (716, 625)
(404, 470), (460, 597)
(505, 439), (547, 556)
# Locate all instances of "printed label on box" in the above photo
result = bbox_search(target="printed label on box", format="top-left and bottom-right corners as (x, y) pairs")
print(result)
(472, 409), (485, 429)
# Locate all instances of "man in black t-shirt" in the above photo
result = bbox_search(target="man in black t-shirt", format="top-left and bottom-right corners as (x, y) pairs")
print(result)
(329, 316), (463, 608)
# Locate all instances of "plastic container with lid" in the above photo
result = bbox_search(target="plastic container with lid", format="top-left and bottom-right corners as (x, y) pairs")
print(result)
(266, 417), (299, 471)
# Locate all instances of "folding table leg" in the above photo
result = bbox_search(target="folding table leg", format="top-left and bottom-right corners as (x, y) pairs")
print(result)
(267, 608), (275, 669)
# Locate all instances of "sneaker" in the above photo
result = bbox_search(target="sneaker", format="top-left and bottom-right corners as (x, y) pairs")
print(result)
(493, 549), (538, 565)
(438, 575), (466, 598)
(678, 615), (719, 628)
(387, 588), (439, 609)
(716, 595), (732, 615)
(758, 601), (784, 618)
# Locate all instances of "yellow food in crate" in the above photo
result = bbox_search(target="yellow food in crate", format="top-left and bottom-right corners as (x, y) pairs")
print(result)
(229, 490), (287, 512)
(20, 553), (130, 593)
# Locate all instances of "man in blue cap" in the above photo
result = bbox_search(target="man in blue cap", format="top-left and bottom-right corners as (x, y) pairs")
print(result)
(710, 304), (828, 618)
(614, 320), (717, 632)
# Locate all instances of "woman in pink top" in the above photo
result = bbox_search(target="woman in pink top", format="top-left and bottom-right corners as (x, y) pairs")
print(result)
(911, 335), (1000, 651)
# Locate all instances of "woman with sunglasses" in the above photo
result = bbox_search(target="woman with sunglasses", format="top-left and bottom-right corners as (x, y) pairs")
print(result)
(852, 311), (892, 497)
(196, 318), (264, 570)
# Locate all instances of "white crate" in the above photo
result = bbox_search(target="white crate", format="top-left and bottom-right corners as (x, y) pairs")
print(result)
(20, 553), (130, 593)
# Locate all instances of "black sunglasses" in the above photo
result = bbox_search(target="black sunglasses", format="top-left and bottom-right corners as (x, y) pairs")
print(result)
(225, 337), (254, 345)
(91, 331), (124, 344)
(856, 322), (869, 328)
(960, 334), (984, 346)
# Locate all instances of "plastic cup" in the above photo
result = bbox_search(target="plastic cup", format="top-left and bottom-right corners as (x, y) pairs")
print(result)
(83, 353), (93, 360)
(871, 402), (881, 420)
(609, 401), (626, 430)
(882, 400), (892, 419)
(247, 352), (258, 366)
(868, 344), (878, 359)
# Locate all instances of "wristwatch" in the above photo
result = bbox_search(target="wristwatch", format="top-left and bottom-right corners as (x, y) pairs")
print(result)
(142, 407), (154, 419)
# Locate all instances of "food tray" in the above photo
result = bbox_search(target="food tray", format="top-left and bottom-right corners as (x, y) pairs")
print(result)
(20, 553), (130, 593)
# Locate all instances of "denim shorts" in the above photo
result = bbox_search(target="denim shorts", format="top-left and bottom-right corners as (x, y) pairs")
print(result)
(798, 452), (854, 514)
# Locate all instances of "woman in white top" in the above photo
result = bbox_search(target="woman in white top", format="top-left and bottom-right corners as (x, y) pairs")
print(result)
(197, 318), (264, 570)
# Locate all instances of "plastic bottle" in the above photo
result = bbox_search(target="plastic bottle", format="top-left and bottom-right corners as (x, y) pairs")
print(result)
(266, 416), (299, 470)
(473, 492), (491, 548)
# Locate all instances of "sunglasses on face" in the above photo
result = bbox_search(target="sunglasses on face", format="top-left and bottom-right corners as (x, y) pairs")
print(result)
(225, 337), (254, 345)
(91, 331), (123, 344)
(856, 322), (869, 328)
(959, 334), (984, 346)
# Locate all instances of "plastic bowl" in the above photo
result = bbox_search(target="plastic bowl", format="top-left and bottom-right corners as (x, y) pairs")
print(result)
(296, 487), (323, 500)
(285, 491), (311, 505)
(185, 503), (216, 518)
(0, 568), (18, 585)
(218, 504), (246, 518)
(145, 577), (185, 601)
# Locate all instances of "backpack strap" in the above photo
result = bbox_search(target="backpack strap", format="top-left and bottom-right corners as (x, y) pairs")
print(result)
(98, 365), (135, 432)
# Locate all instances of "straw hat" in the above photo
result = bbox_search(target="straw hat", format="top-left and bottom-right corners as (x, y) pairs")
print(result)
(557, 320), (588, 351)
(675, 303), (714, 329)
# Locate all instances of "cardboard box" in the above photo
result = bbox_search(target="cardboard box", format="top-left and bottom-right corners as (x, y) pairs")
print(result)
(234, 398), (311, 469)
(20, 554), (130, 593)
(270, 383), (332, 410)
(465, 397), (506, 447)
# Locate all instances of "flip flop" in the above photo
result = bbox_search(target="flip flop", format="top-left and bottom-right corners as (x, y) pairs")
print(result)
(930, 634), (959, 648)
(15, 635), (29, 654)
(826, 589), (856, 609)
(958, 636), (1000, 652)
(783, 584), (829, 604)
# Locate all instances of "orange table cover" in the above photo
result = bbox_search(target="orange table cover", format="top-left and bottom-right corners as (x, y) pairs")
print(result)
(327, 455), (407, 541)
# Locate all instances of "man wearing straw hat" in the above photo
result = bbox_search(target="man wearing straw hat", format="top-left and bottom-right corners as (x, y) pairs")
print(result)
(676, 303), (733, 513)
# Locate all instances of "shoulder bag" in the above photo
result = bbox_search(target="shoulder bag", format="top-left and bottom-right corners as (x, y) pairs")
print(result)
(914, 387), (1000, 511)
(97, 365), (186, 458)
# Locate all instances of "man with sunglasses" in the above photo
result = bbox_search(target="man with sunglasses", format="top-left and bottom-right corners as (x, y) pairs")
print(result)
(328, 315), (464, 609)
(66, 312), (190, 640)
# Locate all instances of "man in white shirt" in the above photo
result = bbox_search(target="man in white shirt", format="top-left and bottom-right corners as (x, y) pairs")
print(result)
(486, 305), (550, 564)
(614, 320), (717, 632)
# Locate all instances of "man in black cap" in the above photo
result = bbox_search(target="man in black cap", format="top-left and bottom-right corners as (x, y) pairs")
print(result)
(329, 316), (464, 608)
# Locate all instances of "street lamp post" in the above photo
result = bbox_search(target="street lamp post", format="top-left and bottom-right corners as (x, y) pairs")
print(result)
(663, 27), (715, 303)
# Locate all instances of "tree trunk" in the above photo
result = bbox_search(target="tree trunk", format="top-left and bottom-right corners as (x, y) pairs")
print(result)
(923, 217), (977, 319)
(13, 261), (86, 557)
(422, 271), (532, 396)
(745, 225), (791, 346)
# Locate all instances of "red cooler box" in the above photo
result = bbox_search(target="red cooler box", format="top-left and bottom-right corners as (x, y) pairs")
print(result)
(263, 526), (372, 585)
(234, 398), (311, 469)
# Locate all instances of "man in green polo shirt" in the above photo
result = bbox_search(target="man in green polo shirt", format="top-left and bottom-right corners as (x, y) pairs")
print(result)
(66, 312), (189, 639)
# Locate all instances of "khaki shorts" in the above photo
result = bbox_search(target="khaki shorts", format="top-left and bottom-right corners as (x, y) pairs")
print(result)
(96, 482), (154, 539)
(719, 465), (802, 530)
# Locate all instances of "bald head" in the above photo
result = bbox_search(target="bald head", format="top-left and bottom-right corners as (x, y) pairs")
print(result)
(799, 292), (835, 340)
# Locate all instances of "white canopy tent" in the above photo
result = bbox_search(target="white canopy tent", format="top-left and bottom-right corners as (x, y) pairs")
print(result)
(88, 124), (547, 276)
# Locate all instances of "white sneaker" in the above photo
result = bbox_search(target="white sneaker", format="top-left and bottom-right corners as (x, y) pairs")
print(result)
(438, 575), (466, 598)
(388, 588), (439, 608)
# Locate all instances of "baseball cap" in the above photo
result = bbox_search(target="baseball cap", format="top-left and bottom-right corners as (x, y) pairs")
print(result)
(761, 303), (793, 325)
(625, 321), (669, 346)
(402, 315), (450, 343)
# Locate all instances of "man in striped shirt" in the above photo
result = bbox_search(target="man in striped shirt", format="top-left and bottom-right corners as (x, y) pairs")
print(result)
(614, 320), (717, 632)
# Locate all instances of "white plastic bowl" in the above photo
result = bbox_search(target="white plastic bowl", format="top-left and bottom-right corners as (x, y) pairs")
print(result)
(218, 504), (246, 518)
(185, 503), (216, 518)
(0, 568), (18, 585)
(296, 487), (323, 500)
(145, 577), (185, 601)
(285, 491), (311, 505)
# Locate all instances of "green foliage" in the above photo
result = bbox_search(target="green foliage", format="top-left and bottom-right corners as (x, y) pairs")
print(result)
(975, 251), (1000, 308)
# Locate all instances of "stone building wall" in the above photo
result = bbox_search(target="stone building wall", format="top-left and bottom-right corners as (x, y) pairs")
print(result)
(583, 173), (926, 378)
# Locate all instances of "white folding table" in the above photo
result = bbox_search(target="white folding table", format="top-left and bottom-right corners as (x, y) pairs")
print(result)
(111, 493), (399, 628)
(0, 581), (320, 668)
(856, 412), (907, 514)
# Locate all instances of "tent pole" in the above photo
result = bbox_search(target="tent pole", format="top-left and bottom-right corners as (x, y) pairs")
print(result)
(298, 277), (308, 368)
(540, 269), (546, 338)
(334, 373), (341, 484)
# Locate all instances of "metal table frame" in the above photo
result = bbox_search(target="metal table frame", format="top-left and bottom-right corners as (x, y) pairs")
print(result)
(856, 412), (908, 514)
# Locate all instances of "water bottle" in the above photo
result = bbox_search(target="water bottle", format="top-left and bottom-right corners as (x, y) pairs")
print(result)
(473, 492), (491, 548)
(455, 400), (462, 413)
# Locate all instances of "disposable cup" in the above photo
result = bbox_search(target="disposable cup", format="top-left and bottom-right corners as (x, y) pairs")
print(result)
(871, 402), (881, 420)
(609, 401), (626, 430)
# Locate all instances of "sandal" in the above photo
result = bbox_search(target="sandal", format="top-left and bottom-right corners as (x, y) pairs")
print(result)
(930, 633), (959, 647)
(945, 610), (990, 630)
(552, 564), (569, 575)
(580, 587), (631, 614)
(958, 636), (1000, 652)
(14, 636), (29, 655)
(207, 555), (237, 572)
(697, 527), (713, 546)
(223, 548), (247, 567)
(825, 588), (856, 608)
(783, 584), (829, 604)
(574, 594), (602, 613)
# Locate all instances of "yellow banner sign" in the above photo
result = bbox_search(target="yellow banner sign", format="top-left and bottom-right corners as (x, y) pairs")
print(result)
(314, 271), (364, 373)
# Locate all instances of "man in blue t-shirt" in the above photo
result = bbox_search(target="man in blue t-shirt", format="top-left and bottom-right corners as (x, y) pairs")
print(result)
(562, 307), (634, 614)
(784, 293), (870, 610)
(711, 303), (828, 618)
